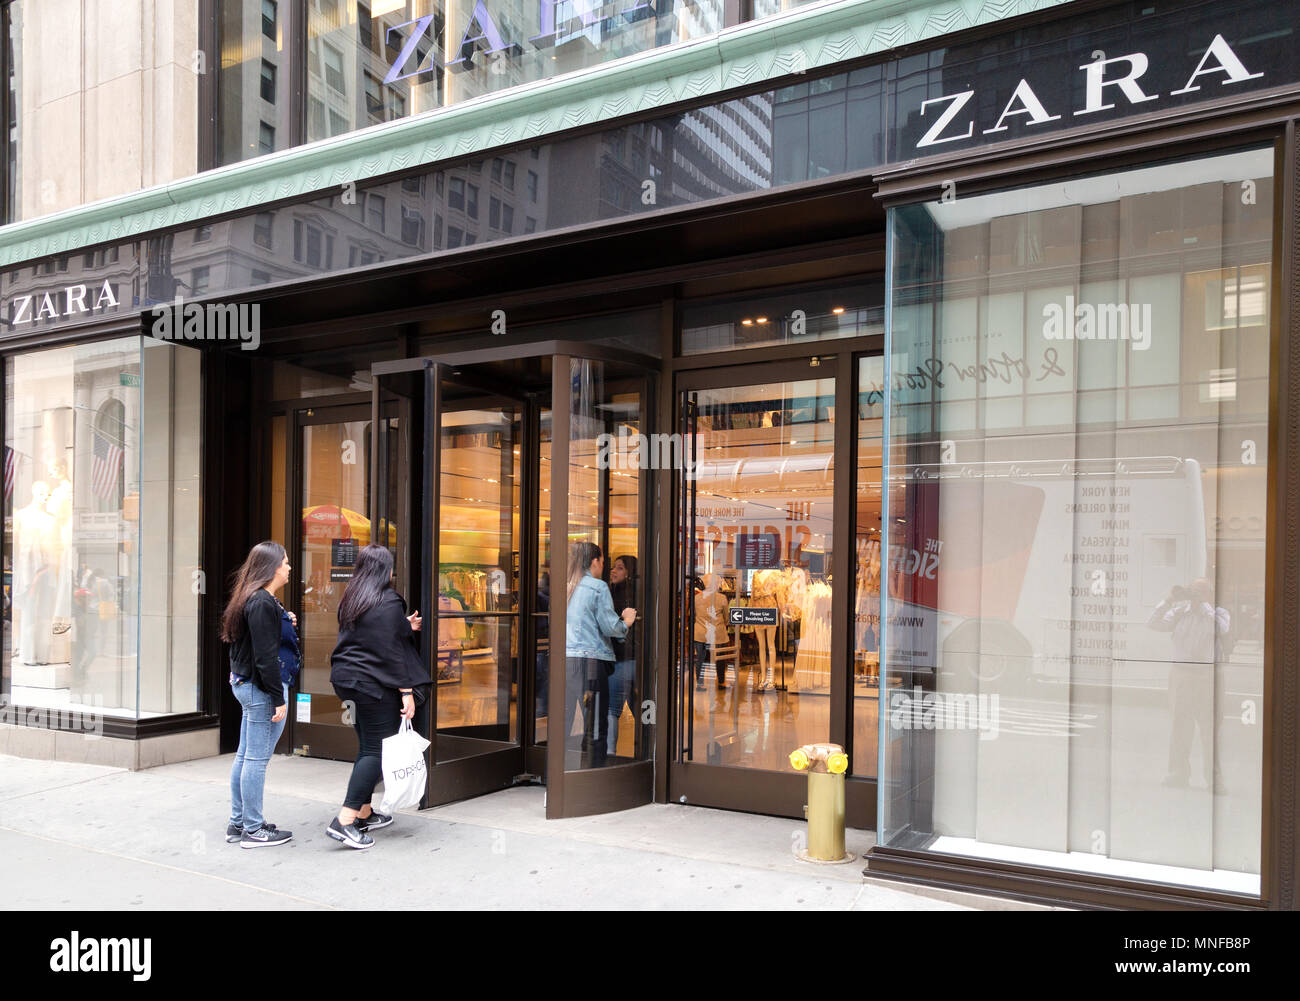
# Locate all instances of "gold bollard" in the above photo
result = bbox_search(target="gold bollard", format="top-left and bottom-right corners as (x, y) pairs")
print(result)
(789, 742), (855, 863)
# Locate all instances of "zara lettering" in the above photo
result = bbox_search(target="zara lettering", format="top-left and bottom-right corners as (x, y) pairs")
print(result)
(916, 33), (1262, 149)
(9, 281), (119, 325)
(386, 0), (660, 83)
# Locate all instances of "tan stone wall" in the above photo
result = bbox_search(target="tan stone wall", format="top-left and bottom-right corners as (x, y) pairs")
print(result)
(14, 0), (200, 220)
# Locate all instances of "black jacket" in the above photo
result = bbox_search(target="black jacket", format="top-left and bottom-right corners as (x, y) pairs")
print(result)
(611, 577), (637, 662)
(330, 589), (433, 703)
(229, 589), (286, 701)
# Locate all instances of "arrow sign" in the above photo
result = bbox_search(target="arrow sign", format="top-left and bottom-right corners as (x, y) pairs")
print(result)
(731, 606), (777, 626)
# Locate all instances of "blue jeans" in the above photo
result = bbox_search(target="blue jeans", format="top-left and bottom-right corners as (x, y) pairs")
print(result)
(606, 659), (635, 757)
(229, 680), (288, 833)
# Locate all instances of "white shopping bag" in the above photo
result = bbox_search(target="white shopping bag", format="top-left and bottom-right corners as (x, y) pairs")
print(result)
(379, 717), (431, 813)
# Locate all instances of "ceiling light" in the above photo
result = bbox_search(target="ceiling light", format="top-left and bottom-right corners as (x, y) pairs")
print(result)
(756, 316), (769, 324)
(741, 319), (754, 326)
(832, 306), (845, 314)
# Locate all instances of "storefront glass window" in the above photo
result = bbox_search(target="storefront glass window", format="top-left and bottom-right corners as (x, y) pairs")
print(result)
(681, 280), (883, 355)
(216, 0), (725, 159)
(3, 337), (203, 721)
(880, 147), (1273, 894)
(219, 0), (295, 165)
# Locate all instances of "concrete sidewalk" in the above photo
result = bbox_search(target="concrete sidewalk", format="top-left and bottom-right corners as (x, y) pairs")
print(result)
(0, 752), (1046, 910)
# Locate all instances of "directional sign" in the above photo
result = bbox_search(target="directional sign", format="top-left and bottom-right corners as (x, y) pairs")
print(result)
(730, 605), (777, 626)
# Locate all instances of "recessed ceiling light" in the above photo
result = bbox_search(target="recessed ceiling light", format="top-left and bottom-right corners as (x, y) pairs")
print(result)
(741, 319), (754, 326)
(832, 306), (845, 314)
(756, 316), (769, 324)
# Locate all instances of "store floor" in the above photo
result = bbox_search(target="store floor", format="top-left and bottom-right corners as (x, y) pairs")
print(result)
(684, 663), (881, 773)
(0, 752), (1051, 910)
(435, 653), (883, 773)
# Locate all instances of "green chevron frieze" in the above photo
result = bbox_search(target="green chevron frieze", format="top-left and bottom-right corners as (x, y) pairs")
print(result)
(0, 0), (1073, 267)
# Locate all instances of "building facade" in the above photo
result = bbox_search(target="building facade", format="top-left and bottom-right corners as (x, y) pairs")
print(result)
(1, 0), (1298, 910)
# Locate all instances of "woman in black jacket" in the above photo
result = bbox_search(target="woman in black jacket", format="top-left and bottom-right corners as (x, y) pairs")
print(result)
(222, 541), (295, 848)
(328, 544), (432, 849)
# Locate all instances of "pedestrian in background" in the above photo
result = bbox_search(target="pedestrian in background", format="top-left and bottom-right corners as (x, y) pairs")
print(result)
(564, 541), (635, 768)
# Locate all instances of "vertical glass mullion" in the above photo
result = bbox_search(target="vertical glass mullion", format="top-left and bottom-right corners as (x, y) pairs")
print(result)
(877, 206), (895, 844)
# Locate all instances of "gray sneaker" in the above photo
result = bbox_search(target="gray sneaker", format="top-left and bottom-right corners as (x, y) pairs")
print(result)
(354, 811), (392, 832)
(326, 816), (374, 850)
(228, 821), (276, 844)
(240, 825), (292, 849)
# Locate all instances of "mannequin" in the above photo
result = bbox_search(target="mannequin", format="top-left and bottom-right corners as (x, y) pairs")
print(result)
(694, 574), (730, 689)
(751, 568), (785, 691)
(14, 481), (56, 665)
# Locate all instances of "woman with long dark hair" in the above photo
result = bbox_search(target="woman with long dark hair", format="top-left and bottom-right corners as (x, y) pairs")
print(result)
(327, 544), (432, 849)
(606, 554), (638, 758)
(564, 541), (636, 768)
(223, 540), (294, 848)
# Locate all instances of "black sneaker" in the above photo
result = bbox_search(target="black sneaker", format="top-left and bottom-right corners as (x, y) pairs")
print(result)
(326, 816), (374, 850)
(227, 821), (276, 844)
(240, 825), (292, 849)
(354, 811), (392, 832)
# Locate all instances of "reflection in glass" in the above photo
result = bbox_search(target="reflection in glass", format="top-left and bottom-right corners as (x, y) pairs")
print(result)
(219, 0), (294, 165)
(682, 279), (883, 354)
(851, 355), (884, 778)
(881, 148), (1273, 894)
(300, 1), (723, 143)
(299, 419), (375, 729)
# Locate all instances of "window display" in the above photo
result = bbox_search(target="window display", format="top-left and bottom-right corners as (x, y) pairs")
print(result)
(880, 147), (1273, 894)
(3, 337), (202, 720)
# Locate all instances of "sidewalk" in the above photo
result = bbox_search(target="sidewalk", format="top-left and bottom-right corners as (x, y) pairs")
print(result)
(1, 752), (1048, 910)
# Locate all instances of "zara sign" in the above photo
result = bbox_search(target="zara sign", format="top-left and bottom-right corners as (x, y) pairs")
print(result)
(384, 0), (661, 83)
(914, 33), (1263, 150)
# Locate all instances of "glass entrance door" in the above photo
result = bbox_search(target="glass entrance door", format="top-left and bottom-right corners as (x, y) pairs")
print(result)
(288, 403), (387, 760)
(678, 368), (839, 770)
(374, 342), (657, 816)
(669, 353), (883, 824)
(373, 360), (541, 806)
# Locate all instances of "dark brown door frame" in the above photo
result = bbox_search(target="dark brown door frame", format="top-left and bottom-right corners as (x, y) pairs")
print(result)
(666, 349), (882, 828)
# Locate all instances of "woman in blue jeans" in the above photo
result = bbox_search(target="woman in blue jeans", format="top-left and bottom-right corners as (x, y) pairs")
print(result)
(564, 542), (636, 769)
(606, 555), (637, 758)
(222, 541), (294, 848)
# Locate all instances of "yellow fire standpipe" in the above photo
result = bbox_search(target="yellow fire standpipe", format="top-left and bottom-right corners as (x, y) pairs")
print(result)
(789, 743), (855, 863)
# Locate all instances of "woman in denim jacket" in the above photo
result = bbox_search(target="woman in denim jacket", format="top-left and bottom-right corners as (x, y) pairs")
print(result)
(564, 542), (636, 768)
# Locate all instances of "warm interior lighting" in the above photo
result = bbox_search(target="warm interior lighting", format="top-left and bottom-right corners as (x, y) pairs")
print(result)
(831, 306), (845, 314)
(741, 319), (754, 326)
(756, 316), (769, 324)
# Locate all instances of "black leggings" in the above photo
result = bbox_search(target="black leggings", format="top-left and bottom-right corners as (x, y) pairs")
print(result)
(341, 688), (403, 810)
